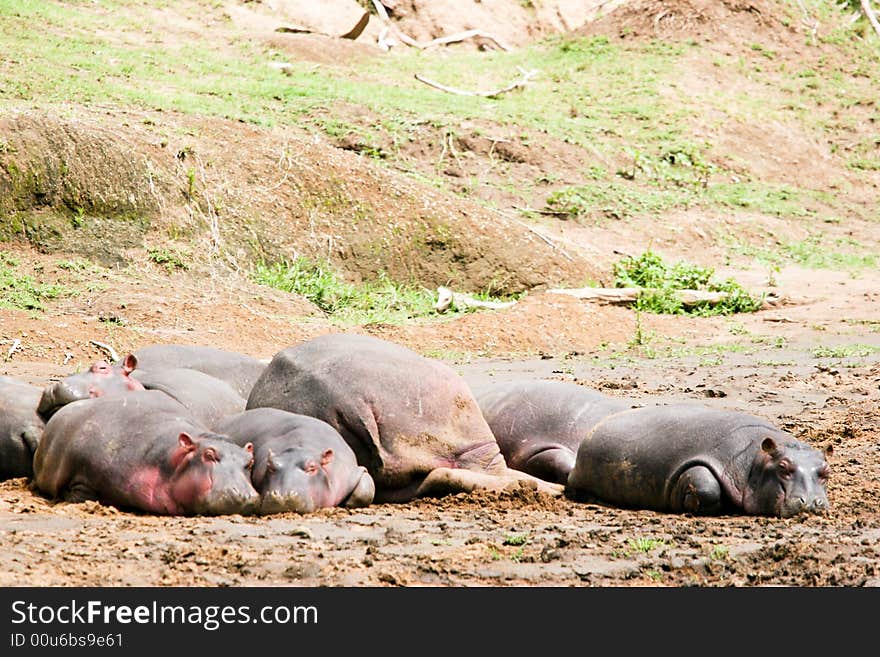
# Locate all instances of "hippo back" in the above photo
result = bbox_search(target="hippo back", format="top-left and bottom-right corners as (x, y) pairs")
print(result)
(247, 333), (506, 492)
(125, 344), (267, 398)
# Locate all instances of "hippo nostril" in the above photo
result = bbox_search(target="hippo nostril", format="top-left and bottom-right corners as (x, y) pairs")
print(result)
(797, 496), (807, 507)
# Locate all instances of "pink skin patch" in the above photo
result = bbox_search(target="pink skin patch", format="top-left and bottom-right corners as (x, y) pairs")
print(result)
(127, 466), (179, 515)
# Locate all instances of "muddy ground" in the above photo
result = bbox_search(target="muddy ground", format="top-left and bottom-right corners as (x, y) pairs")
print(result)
(1, 0), (879, 588)
(1, 259), (878, 587)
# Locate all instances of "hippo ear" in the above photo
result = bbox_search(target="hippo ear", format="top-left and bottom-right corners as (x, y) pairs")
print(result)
(760, 437), (780, 458)
(178, 432), (197, 451)
(243, 442), (254, 455)
(321, 448), (334, 467)
(122, 353), (138, 374)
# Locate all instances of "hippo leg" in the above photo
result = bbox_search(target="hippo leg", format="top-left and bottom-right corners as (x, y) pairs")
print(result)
(62, 481), (100, 504)
(669, 465), (722, 515)
(341, 467), (376, 509)
(522, 448), (576, 486)
(415, 467), (564, 499)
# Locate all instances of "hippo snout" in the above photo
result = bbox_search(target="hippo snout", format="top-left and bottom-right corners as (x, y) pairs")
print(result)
(259, 490), (316, 516)
(781, 494), (829, 517)
(198, 487), (261, 516)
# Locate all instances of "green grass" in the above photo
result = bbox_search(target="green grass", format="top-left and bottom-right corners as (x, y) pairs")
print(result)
(253, 256), (516, 325)
(502, 534), (528, 546)
(613, 250), (763, 315)
(0, 252), (71, 311)
(811, 344), (880, 358)
(730, 234), (877, 271)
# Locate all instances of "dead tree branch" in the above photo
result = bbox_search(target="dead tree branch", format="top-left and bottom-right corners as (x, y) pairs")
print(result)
(89, 340), (120, 363)
(860, 0), (880, 38)
(415, 68), (537, 98)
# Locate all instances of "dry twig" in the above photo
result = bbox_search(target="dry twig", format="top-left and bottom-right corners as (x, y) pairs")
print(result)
(860, 0), (880, 38)
(89, 340), (120, 363)
(434, 286), (517, 313)
(415, 68), (537, 98)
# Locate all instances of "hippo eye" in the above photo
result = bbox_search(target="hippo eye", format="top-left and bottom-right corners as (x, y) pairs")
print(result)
(778, 460), (793, 479)
(202, 448), (219, 463)
(818, 465), (831, 481)
(304, 462), (319, 476)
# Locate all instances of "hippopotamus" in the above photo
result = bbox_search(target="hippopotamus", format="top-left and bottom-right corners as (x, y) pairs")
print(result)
(475, 380), (636, 485)
(37, 355), (144, 420)
(214, 408), (375, 514)
(0, 376), (45, 479)
(37, 355), (245, 428)
(131, 368), (246, 428)
(565, 403), (831, 517)
(122, 344), (267, 398)
(246, 333), (562, 502)
(33, 391), (260, 515)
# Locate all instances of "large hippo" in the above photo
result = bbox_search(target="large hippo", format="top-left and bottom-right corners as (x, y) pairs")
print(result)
(0, 376), (45, 479)
(215, 408), (375, 514)
(131, 368), (246, 428)
(123, 344), (267, 398)
(565, 403), (831, 517)
(37, 355), (144, 420)
(38, 355), (244, 428)
(475, 380), (635, 485)
(246, 333), (562, 502)
(33, 391), (260, 515)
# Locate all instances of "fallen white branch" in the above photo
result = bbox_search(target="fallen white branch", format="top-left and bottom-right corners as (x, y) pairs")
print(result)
(370, 0), (511, 51)
(415, 68), (537, 98)
(89, 340), (120, 363)
(63, 352), (74, 365)
(4, 338), (21, 361)
(434, 286), (518, 313)
(860, 0), (880, 38)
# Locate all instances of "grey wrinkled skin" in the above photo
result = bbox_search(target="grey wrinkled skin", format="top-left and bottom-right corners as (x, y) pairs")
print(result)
(123, 344), (267, 399)
(565, 403), (831, 517)
(132, 368), (246, 429)
(215, 408), (374, 515)
(475, 379), (635, 485)
(33, 391), (260, 516)
(0, 376), (45, 479)
(247, 334), (561, 502)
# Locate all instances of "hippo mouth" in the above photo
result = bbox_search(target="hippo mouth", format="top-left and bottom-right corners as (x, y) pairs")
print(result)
(259, 491), (317, 516)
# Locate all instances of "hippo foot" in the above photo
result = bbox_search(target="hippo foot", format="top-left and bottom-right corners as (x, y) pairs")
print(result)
(341, 467), (376, 509)
(670, 465), (722, 515)
(414, 467), (564, 499)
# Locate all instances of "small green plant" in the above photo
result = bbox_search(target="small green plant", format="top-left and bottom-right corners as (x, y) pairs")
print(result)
(628, 537), (666, 553)
(709, 545), (729, 560)
(502, 533), (528, 547)
(645, 569), (663, 582)
(56, 258), (91, 271)
(148, 248), (189, 271)
(510, 547), (525, 562)
(613, 250), (763, 316)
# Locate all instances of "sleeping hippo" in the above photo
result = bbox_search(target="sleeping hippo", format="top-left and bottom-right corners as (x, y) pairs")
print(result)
(214, 408), (375, 514)
(37, 355), (244, 428)
(131, 368), (246, 429)
(37, 355), (144, 420)
(122, 344), (267, 398)
(33, 391), (260, 516)
(246, 333), (562, 502)
(565, 403), (831, 517)
(0, 376), (45, 479)
(475, 379), (635, 485)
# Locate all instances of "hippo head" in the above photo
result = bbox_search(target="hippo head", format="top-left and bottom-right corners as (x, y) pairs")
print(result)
(168, 433), (260, 516)
(746, 437), (831, 518)
(37, 354), (145, 420)
(253, 445), (375, 515)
